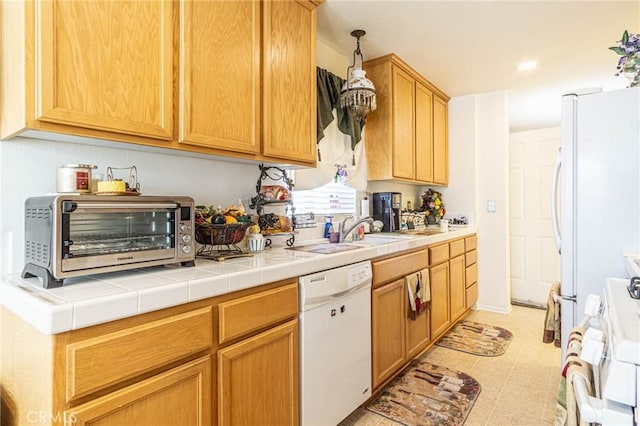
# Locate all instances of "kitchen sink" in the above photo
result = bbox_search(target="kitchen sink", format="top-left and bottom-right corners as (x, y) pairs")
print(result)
(352, 234), (416, 246)
(286, 243), (362, 254)
(403, 228), (443, 236)
(286, 233), (421, 253)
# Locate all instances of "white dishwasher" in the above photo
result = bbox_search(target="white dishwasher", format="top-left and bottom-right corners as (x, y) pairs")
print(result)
(299, 260), (372, 426)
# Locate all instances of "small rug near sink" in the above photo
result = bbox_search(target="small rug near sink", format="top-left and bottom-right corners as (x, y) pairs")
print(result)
(435, 320), (513, 356)
(366, 361), (481, 426)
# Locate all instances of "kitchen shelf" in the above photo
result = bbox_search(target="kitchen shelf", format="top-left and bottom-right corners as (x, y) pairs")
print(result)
(249, 164), (296, 246)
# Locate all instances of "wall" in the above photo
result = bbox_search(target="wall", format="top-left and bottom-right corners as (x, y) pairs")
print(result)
(438, 95), (477, 222)
(475, 91), (511, 313)
(313, 40), (423, 212)
(0, 138), (260, 275)
(443, 91), (511, 314)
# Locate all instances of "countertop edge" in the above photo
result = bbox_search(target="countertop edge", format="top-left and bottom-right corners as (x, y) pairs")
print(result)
(1, 228), (477, 335)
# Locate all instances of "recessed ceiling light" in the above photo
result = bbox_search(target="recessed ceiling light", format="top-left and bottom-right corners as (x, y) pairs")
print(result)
(517, 61), (538, 72)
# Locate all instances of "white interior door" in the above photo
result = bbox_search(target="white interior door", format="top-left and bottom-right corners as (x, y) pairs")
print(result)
(509, 127), (561, 306)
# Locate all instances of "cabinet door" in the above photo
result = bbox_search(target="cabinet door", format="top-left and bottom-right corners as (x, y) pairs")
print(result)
(372, 279), (406, 389)
(67, 356), (211, 426)
(35, 1), (173, 140)
(433, 95), (449, 185)
(391, 66), (415, 180)
(414, 82), (434, 183)
(405, 304), (430, 361)
(218, 320), (298, 426)
(179, 0), (260, 154)
(262, 0), (316, 164)
(430, 262), (450, 338)
(449, 255), (466, 321)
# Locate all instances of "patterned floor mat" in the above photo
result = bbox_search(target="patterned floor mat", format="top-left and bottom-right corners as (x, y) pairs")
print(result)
(435, 320), (513, 356)
(366, 361), (481, 426)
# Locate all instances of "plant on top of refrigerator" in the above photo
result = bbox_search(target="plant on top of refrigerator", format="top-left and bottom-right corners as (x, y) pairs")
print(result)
(609, 30), (640, 87)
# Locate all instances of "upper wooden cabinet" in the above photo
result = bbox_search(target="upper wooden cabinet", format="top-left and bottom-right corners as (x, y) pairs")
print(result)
(3, 0), (173, 141)
(433, 95), (449, 185)
(415, 82), (434, 182)
(261, 0), (317, 163)
(1, 0), (317, 166)
(179, 0), (317, 164)
(363, 54), (449, 185)
(391, 66), (416, 180)
(179, 0), (261, 154)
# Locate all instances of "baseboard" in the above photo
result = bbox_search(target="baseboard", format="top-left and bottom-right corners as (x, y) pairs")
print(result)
(473, 303), (513, 314)
(510, 299), (546, 310)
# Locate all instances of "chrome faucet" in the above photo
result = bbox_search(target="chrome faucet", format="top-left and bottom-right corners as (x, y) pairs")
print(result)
(338, 216), (374, 243)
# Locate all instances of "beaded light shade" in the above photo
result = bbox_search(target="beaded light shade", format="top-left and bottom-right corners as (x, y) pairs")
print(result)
(340, 30), (377, 122)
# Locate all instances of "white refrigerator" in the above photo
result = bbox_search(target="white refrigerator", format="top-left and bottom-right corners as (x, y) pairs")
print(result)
(552, 87), (640, 356)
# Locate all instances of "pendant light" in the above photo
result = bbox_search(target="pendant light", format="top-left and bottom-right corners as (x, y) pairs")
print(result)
(340, 30), (377, 122)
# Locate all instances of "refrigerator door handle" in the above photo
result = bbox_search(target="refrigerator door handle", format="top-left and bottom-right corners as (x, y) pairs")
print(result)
(561, 294), (577, 303)
(551, 148), (562, 254)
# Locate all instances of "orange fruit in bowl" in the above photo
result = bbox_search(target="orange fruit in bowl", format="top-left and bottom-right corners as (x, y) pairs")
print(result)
(224, 215), (238, 224)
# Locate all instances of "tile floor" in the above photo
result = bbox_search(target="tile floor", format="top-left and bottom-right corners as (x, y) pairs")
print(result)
(340, 305), (562, 426)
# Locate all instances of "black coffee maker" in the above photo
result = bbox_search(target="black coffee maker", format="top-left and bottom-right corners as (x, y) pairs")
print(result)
(372, 192), (402, 232)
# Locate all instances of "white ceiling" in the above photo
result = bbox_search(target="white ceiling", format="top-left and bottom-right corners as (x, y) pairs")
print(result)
(316, 1), (640, 132)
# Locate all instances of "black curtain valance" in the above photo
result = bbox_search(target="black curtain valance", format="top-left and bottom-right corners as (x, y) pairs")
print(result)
(316, 67), (365, 155)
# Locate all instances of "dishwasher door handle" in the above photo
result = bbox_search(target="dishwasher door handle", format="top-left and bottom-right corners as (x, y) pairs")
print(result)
(301, 281), (371, 311)
(331, 289), (352, 298)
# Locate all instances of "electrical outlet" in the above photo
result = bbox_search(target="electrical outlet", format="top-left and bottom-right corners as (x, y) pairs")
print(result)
(487, 200), (496, 212)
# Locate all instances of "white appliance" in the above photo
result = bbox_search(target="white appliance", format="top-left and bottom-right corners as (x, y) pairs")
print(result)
(552, 87), (640, 355)
(569, 279), (638, 425)
(299, 261), (372, 426)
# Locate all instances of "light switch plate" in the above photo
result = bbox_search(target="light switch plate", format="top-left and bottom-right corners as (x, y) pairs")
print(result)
(487, 200), (496, 212)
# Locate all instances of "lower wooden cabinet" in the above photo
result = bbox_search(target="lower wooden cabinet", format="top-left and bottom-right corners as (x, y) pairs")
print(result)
(67, 356), (211, 426)
(405, 303), (430, 361)
(372, 279), (407, 389)
(465, 235), (479, 309)
(64, 306), (213, 402)
(1, 278), (298, 426)
(449, 254), (466, 322)
(217, 320), (299, 426)
(429, 261), (450, 339)
(466, 282), (479, 307)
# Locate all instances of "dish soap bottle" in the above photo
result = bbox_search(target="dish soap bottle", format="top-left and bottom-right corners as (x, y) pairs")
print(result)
(323, 215), (334, 238)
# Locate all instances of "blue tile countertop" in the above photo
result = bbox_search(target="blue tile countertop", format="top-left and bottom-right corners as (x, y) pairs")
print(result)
(0, 228), (476, 334)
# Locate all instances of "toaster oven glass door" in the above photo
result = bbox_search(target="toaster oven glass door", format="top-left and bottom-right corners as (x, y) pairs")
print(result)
(61, 203), (177, 271)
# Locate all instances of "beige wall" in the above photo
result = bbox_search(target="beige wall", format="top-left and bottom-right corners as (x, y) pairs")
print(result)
(475, 91), (511, 314)
(444, 91), (512, 314)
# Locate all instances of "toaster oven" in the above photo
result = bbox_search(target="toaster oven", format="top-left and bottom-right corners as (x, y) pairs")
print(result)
(22, 195), (195, 288)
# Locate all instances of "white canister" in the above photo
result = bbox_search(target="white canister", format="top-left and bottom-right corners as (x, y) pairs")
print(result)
(248, 234), (266, 252)
(57, 164), (97, 193)
(440, 219), (449, 232)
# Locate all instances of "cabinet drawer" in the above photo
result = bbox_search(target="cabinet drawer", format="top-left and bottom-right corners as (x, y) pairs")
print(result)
(67, 355), (211, 426)
(428, 244), (449, 266)
(465, 249), (477, 266)
(466, 282), (478, 308)
(65, 306), (213, 402)
(449, 239), (465, 258)
(218, 281), (298, 344)
(465, 235), (477, 252)
(373, 249), (428, 287)
(465, 262), (478, 288)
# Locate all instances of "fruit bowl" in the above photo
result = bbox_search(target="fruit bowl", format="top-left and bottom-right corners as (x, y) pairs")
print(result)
(195, 223), (250, 246)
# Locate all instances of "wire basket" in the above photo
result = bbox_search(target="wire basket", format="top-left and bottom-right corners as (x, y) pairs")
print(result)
(195, 223), (249, 246)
